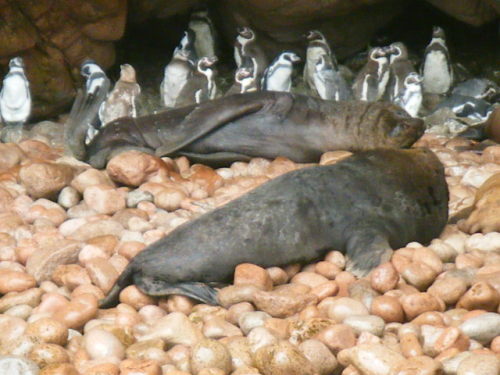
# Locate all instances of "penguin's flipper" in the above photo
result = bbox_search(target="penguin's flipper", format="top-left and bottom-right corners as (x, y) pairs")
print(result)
(457, 124), (487, 141)
(155, 94), (266, 157)
(136, 276), (221, 305)
(177, 151), (253, 167)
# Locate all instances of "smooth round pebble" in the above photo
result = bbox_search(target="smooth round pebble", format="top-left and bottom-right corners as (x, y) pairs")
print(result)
(83, 328), (125, 360)
(190, 339), (232, 375)
(343, 315), (385, 337)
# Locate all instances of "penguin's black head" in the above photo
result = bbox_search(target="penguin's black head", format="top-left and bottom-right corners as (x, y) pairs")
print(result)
(9, 57), (24, 69)
(282, 52), (301, 64)
(405, 72), (423, 86)
(237, 27), (254, 39)
(432, 26), (446, 40)
(305, 30), (325, 41)
(387, 42), (408, 59)
(198, 56), (218, 70)
(370, 47), (387, 60)
(80, 59), (97, 77)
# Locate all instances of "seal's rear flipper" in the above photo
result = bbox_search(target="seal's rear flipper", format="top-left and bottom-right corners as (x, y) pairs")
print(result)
(137, 277), (220, 305)
(155, 94), (266, 156)
(345, 232), (393, 277)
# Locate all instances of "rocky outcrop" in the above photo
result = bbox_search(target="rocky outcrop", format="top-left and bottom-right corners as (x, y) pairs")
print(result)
(0, 0), (126, 117)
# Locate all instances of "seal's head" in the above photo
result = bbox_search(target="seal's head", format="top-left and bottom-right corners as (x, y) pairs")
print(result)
(376, 104), (425, 148)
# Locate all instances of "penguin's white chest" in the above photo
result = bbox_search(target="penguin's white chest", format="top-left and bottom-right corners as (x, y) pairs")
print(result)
(1, 74), (29, 109)
(423, 51), (451, 94)
(267, 67), (292, 91)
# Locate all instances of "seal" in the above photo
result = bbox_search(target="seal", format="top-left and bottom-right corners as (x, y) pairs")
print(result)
(71, 91), (424, 168)
(99, 148), (449, 308)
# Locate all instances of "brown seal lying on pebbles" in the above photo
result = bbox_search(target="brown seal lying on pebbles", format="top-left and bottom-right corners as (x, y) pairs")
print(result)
(66, 91), (424, 168)
(99, 148), (449, 307)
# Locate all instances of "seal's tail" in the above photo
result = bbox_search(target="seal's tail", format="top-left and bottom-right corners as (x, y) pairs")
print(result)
(99, 264), (134, 308)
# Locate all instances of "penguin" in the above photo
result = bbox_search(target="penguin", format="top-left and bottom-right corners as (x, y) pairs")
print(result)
(225, 56), (259, 96)
(434, 94), (493, 122)
(160, 40), (196, 108)
(393, 72), (423, 117)
(175, 56), (218, 107)
(188, 8), (218, 59)
(352, 46), (390, 101)
(261, 51), (301, 92)
(0, 57), (31, 128)
(304, 30), (334, 90)
(312, 54), (351, 101)
(452, 78), (499, 102)
(64, 59), (111, 150)
(233, 26), (268, 79)
(78, 59), (111, 144)
(99, 64), (141, 126)
(421, 26), (453, 95)
(385, 42), (417, 101)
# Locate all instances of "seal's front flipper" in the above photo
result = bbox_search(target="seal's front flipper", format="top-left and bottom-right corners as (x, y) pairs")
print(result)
(457, 124), (487, 141)
(137, 277), (220, 305)
(178, 151), (253, 167)
(345, 232), (393, 277)
(155, 95), (266, 157)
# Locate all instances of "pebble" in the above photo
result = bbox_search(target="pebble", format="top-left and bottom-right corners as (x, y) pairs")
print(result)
(238, 312), (271, 335)
(28, 343), (70, 367)
(0, 356), (39, 375)
(127, 189), (154, 208)
(190, 339), (232, 375)
(84, 184), (126, 215)
(457, 353), (499, 375)
(315, 324), (356, 353)
(298, 339), (338, 375)
(343, 315), (385, 337)
(396, 356), (442, 375)
(25, 318), (68, 346)
(19, 162), (74, 199)
(119, 358), (161, 375)
(337, 343), (405, 375)
(247, 327), (278, 353)
(234, 263), (273, 290)
(328, 297), (369, 322)
(459, 312), (500, 344)
(71, 168), (114, 193)
(141, 312), (202, 346)
(254, 341), (315, 375)
(370, 296), (404, 323)
(253, 284), (317, 318)
(57, 186), (80, 209)
(84, 328), (125, 360)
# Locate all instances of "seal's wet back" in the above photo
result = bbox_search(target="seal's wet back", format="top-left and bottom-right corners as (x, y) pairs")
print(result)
(68, 92), (424, 168)
(100, 148), (448, 308)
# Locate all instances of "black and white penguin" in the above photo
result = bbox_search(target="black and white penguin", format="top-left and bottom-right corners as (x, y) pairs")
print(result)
(304, 30), (334, 90)
(160, 37), (196, 108)
(77, 59), (111, 144)
(312, 54), (351, 101)
(99, 64), (141, 126)
(352, 47), (390, 101)
(421, 26), (453, 95)
(386, 42), (417, 101)
(393, 72), (423, 118)
(452, 78), (499, 102)
(0, 57), (31, 128)
(261, 51), (300, 92)
(176, 56), (218, 107)
(226, 56), (259, 96)
(188, 8), (218, 59)
(234, 26), (268, 79)
(434, 94), (493, 122)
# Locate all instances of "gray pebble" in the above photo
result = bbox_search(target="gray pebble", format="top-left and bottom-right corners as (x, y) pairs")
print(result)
(0, 356), (39, 374)
(58, 186), (80, 208)
(127, 189), (154, 208)
(459, 312), (500, 344)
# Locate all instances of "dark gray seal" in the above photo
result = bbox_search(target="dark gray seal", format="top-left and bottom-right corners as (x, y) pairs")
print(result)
(100, 148), (449, 307)
(66, 92), (424, 168)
